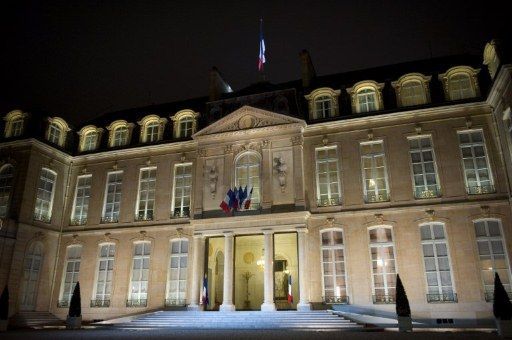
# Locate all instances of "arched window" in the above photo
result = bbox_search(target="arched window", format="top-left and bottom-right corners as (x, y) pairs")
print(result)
(0, 164), (14, 218)
(48, 123), (61, 144)
(92, 243), (116, 307)
(59, 245), (82, 307)
(304, 88), (340, 120)
(138, 115), (167, 143)
(235, 152), (260, 208)
(166, 238), (188, 306)
(78, 125), (102, 152)
(34, 168), (57, 223)
(146, 122), (159, 142)
(314, 96), (333, 119)
(20, 241), (43, 310)
(179, 117), (194, 138)
(46, 117), (70, 147)
(171, 110), (199, 139)
(357, 88), (376, 113)
(4, 110), (27, 138)
(320, 229), (347, 303)
(368, 227), (396, 303)
(107, 120), (133, 148)
(347, 81), (384, 114)
(83, 131), (98, 151)
(392, 73), (431, 108)
(113, 127), (128, 147)
(439, 66), (480, 101)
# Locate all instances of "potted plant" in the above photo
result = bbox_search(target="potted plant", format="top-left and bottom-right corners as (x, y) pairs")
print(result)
(0, 286), (8, 332)
(493, 273), (512, 337)
(66, 282), (82, 329)
(396, 274), (412, 332)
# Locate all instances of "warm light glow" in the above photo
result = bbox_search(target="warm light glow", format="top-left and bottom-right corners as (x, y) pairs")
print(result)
(377, 259), (385, 267)
(369, 179), (376, 188)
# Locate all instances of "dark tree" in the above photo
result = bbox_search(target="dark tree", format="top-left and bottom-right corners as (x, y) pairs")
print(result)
(0, 286), (8, 320)
(493, 273), (512, 320)
(68, 282), (81, 318)
(395, 274), (411, 317)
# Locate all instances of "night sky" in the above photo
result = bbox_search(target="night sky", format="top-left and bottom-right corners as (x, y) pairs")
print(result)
(1, 0), (507, 125)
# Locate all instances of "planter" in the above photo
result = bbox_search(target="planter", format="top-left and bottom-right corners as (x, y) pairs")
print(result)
(0, 319), (8, 332)
(496, 319), (512, 338)
(66, 316), (82, 330)
(397, 316), (412, 332)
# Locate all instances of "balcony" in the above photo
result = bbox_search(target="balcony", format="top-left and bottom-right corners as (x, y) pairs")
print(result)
(100, 216), (119, 224)
(171, 208), (190, 219)
(165, 299), (187, 307)
(33, 213), (51, 223)
(126, 299), (147, 307)
(323, 295), (349, 304)
(317, 197), (342, 207)
(372, 294), (395, 304)
(364, 192), (390, 204)
(90, 299), (110, 308)
(69, 218), (87, 226)
(485, 291), (512, 302)
(135, 213), (153, 222)
(426, 293), (458, 303)
(57, 300), (69, 308)
(414, 186), (441, 199)
(467, 184), (496, 195)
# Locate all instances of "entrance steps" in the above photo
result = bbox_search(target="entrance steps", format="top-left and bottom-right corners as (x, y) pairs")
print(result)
(10, 311), (64, 328)
(98, 310), (364, 330)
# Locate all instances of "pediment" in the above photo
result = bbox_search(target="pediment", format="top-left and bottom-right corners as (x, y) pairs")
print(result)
(193, 105), (306, 139)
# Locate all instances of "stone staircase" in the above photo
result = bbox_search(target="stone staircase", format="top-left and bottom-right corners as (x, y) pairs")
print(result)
(98, 310), (364, 330)
(10, 311), (64, 329)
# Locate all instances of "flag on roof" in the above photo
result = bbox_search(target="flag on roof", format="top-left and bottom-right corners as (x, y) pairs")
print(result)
(258, 19), (266, 72)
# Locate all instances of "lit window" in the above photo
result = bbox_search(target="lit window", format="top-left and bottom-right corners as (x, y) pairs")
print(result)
(102, 171), (123, 223)
(171, 110), (198, 138)
(369, 227), (397, 303)
(315, 146), (341, 206)
(357, 89), (377, 113)
(4, 110), (27, 138)
(136, 167), (157, 221)
(20, 242), (43, 310)
(321, 229), (347, 303)
(34, 168), (57, 223)
(458, 130), (494, 194)
(439, 66), (479, 101)
(59, 245), (82, 307)
(113, 127), (128, 147)
(401, 81), (426, 106)
(0, 164), (14, 218)
(449, 73), (475, 100)
(70, 175), (92, 226)
(128, 242), (151, 307)
(408, 136), (440, 198)
(93, 243), (116, 307)
(48, 123), (62, 145)
(83, 132), (98, 151)
(179, 117), (194, 138)
(146, 122), (160, 142)
(166, 239), (188, 306)
(314, 96), (333, 119)
(305, 88), (341, 120)
(235, 152), (260, 208)
(361, 141), (390, 203)
(172, 164), (192, 218)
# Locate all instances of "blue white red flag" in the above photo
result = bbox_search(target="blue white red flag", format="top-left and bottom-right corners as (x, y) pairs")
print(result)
(258, 19), (266, 72)
(201, 273), (209, 306)
(244, 187), (253, 209)
(220, 189), (233, 214)
(288, 274), (293, 303)
(233, 187), (239, 210)
(238, 186), (247, 208)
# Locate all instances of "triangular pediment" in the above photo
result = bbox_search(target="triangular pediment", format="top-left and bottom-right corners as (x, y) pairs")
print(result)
(193, 105), (306, 139)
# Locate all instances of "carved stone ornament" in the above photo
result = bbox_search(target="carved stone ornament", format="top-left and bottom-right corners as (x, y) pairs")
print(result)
(326, 217), (335, 227)
(112, 161), (118, 171)
(466, 117), (472, 129)
(322, 135), (329, 146)
(274, 156), (287, 193)
(72, 234), (80, 244)
(81, 167), (88, 174)
(145, 157), (152, 166)
(207, 163), (218, 198)
(291, 135), (304, 146)
(103, 232), (112, 242)
(180, 153), (186, 162)
(176, 227), (183, 238)
(425, 209), (435, 221)
(415, 124), (422, 135)
(139, 230), (147, 240)
(224, 144), (233, 154)
(481, 205), (490, 218)
(367, 129), (374, 141)
(260, 140), (270, 149)
(375, 213), (384, 224)
(198, 148), (207, 157)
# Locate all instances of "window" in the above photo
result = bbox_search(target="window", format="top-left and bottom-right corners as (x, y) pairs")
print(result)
(458, 130), (494, 194)
(304, 88), (341, 120)
(321, 230), (347, 303)
(113, 127), (128, 147)
(20, 242), (43, 310)
(46, 117), (70, 147)
(475, 219), (511, 301)
(136, 167), (156, 221)
(138, 115), (166, 143)
(128, 242), (151, 307)
(83, 132), (98, 151)
(11, 118), (24, 137)
(0, 164), (14, 218)
(420, 223), (456, 302)
(78, 125), (102, 152)
(357, 89), (377, 113)
(408, 136), (440, 198)
(146, 122), (160, 142)
(107, 120), (133, 147)
(102, 171), (123, 223)
(450, 74), (474, 100)
(401, 81), (426, 106)
(361, 141), (389, 203)
(439, 66), (479, 101)
(93, 243), (116, 307)
(314, 96), (333, 119)
(34, 168), (57, 223)
(369, 227), (397, 303)
(171, 110), (198, 138)
(59, 245), (82, 307)
(172, 164), (192, 218)
(315, 147), (341, 206)
(70, 175), (92, 226)
(179, 117), (194, 138)
(235, 152), (260, 208)
(166, 239), (188, 306)
(4, 110), (27, 138)
(48, 123), (62, 145)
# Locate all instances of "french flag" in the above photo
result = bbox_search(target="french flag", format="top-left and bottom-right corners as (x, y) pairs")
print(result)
(258, 19), (266, 72)
(244, 187), (253, 209)
(201, 273), (209, 306)
(288, 274), (293, 303)
(220, 189), (233, 214)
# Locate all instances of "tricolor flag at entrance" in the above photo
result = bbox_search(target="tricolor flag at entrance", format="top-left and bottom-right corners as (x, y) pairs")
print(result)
(288, 274), (293, 303)
(201, 273), (209, 306)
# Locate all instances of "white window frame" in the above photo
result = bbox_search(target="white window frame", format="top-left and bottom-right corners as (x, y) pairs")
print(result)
(408, 135), (441, 199)
(449, 73), (475, 100)
(235, 152), (261, 209)
(113, 127), (128, 147)
(128, 241), (151, 306)
(356, 88), (377, 113)
(314, 96), (334, 119)
(102, 171), (123, 223)
(368, 226), (397, 303)
(457, 129), (494, 194)
(0, 164), (14, 218)
(92, 243), (116, 306)
(320, 228), (348, 303)
(401, 80), (427, 106)
(59, 245), (82, 306)
(315, 146), (342, 206)
(83, 131), (98, 151)
(171, 163), (192, 218)
(179, 117), (194, 138)
(360, 140), (390, 203)
(48, 123), (62, 145)
(166, 238), (189, 305)
(146, 122), (160, 142)
(34, 168), (57, 223)
(135, 167), (157, 221)
(70, 174), (92, 225)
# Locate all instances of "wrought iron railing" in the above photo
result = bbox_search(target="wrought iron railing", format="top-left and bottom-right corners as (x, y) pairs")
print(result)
(70, 218), (87, 226)
(467, 184), (496, 195)
(485, 291), (512, 302)
(165, 299), (187, 307)
(317, 197), (342, 207)
(414, 186), (441, 199)
(323, 295), (349, 304)
(426, 293), (458, 303)
(364, 192), (390, 203)
(171, 208), (190, 219)
(100, 216), (119, 224)
(57, 300), (69, 308)
(90, 299), (110, 308)
(372, 294), (395, 304)
(135, 213), (154, 222)
(34, 214), (51, 223)
(126, 299), (147, 307)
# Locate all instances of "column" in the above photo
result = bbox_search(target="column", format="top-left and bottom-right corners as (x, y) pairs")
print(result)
(296, 227), (311, 311)
(220, 232), (235, 311)
(188, 234), (204, 310)
(261, 230), (276, 311)
(292, 136), (306, 209)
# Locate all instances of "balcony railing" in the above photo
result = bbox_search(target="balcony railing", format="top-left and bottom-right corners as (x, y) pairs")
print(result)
(317, 197), (342, 207)
(171, 208), (190, 219)
(485, 291), (512, 302)
(90, 299), (110, 308)
(57, 300), (69, 308)
(426, 293), (458, 303)
(323, 295), (349, 304)
(364, 192), (390, 204)
(414, 186), (441, 199)
(372, 294), (395, 304)
(70, 218), (87, 226)
(135, 213), (154, 222)
(126, 299), (147, 307)
(467, 184), (496, 195)
(100, 216), (119, 224)
(34, 213), (51, 223)
(165, 299), (187, 307)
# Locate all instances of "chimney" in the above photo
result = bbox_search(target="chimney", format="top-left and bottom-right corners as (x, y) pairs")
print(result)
(300, 49), (316, 88)
(209, 67), (233, 101)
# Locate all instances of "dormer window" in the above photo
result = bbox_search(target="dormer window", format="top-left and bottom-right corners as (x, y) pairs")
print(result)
(304, 88), (340, 120)
(439, 66), (480, 101)
(347, 81), (384, 114)
(113, 127), (128, 146)
(78, 125), (103, 152)
(46, 117), (70, 147)
(171, 110), (199, 139)
(138, 115), (167, 143)
(107, 120), (134, 148)
(392, 73), (431, 107)
(4, 110), (28, 138)
(48, 123), (61, 144)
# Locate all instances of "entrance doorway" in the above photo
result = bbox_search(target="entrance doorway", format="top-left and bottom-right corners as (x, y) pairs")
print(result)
(19, 242), (43, 311)
(234, 235), (264, 310)
(274, 233), (298, 310)
(205, 237), (224, 310)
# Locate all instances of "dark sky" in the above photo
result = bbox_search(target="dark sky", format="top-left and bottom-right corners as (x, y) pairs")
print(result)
(1, 0), (507, 125)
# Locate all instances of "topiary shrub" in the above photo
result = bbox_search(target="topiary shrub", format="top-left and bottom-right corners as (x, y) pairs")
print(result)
(395, 274), (411, 317)
(0, 286), (8, 320)
(493, 273), (512, 320)
(68, 282), (81, 318)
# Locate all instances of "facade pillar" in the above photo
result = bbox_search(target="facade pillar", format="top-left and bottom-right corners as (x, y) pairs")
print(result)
(220, 232), (235, 311)
(188, 234), (204, 311)
(291, 135), (306, 209)
(261, 230), (276, 311)
(296, 227), (311, 311)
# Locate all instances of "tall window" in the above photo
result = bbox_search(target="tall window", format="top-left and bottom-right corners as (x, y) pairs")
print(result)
(71, 175), (91, 225)
(93, 243), (116, 307)
(315, 147), (341, 206)
(179, 117), (194, 138)
(401, 81), (426, 106)
(172, 164), (192, 218)
(369, 227), (397, 303)
(420, 223), (456, 302)
(449, 73), (475, 100)
(361, 141), (389, 203)
(458, 130), (494, 194)
(136, 167), (156, 221)
(102, 171), (123, 223)
(48, 123), (62, 145)
(59, 245), (82, 307)
(0, 164), (14, 218)
(357, 89), (377, 113)
(83, 132), (98, 151)
(314, 96), (333, 119)
(409, 136), (440, 198)
(321, 230), (347, 303)
(166, 239), (188, 306)
(146, 122), (160, 142)
(129, 242), (151, 307)
(34, 168), (57, 223)
(474, 219), (511, 301)
(20, 242), (43, 310)
(235, 152), (260, 208)
(113, 127), (128, 147)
